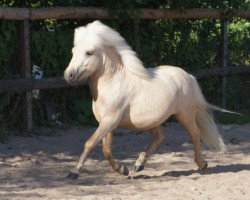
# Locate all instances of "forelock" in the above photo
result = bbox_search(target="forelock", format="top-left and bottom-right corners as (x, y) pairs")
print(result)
(74, 27), (86, 46)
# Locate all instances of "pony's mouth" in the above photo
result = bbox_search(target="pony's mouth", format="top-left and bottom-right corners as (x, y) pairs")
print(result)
(68, 70), (87, 85)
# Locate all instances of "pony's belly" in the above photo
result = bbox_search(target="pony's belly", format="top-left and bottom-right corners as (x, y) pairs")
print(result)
(118, 118), (167, 130)
(118, 108), (173, 130)
(118, 86), (177, 129)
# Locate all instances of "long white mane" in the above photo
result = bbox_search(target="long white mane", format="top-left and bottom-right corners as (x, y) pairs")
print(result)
(74, 20), (150, 79)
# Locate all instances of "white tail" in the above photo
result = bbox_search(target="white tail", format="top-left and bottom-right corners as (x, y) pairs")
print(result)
(190, 75), (226, 151)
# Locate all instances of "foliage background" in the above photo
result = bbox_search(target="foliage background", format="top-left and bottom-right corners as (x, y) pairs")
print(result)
(0, 0), (250, 141)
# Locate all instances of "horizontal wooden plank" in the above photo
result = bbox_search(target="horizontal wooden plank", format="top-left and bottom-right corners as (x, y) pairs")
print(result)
(0, 66), (249, 93)
(195, 65), (250, 79)
(0, 77), (87, 93)
(0, 7), (249, 20)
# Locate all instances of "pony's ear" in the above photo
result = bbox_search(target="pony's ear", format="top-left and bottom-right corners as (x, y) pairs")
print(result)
(74, 26), (86, 46)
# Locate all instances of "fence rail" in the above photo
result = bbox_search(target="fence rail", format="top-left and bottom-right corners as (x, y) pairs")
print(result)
(0, 65), (249, 93)
(0, 77), (67, 93)
(0, 7), (250, 20)
(196, 65), (250, 79)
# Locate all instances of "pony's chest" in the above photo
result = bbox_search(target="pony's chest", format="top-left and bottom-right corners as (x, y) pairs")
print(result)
(91, 94), (128, 122)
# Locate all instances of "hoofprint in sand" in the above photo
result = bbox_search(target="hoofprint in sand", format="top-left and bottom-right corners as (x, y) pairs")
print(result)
(0, 123), (249, 200)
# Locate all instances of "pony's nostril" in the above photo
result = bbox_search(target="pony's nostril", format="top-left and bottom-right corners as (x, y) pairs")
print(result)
(69, 72), (75, 80)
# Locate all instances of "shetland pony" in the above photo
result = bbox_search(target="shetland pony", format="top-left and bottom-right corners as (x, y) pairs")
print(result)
(64, 21), (225, 179)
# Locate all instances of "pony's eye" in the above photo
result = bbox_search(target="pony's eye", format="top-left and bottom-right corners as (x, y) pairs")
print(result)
(86, 50), (94, 56)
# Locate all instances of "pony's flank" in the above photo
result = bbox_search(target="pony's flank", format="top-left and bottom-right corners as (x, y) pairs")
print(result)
(74, 20), (151, 80)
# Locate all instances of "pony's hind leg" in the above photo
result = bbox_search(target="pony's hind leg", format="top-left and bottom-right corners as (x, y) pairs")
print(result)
(102, 132), (129, 176)
(134, 126), (165, 172)
(176, 114), (208, 170)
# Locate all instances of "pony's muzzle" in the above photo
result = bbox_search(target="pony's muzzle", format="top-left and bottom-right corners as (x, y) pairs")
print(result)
(64, 69), (76, 84)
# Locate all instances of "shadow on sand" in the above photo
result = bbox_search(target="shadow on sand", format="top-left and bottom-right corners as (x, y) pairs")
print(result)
(130, 163), (250, 180)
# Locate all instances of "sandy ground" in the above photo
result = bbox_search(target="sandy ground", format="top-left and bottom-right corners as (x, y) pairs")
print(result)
(0, 122), (249, 200)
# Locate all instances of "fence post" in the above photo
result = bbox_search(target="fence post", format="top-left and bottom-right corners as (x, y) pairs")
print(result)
(221, 20), (228, 108)
(20, 20), (32, 132)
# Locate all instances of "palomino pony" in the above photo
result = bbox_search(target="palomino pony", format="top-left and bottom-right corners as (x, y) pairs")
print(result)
(64, 20), (226, 179)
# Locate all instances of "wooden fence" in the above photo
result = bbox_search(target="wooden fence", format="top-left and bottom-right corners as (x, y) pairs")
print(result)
(0, 7), (250, 131)
(1, 7), (250, 20)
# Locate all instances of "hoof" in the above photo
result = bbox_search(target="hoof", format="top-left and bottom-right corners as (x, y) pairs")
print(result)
(134, 165), (144, 172)
(120, 165), (129, 176)
(200, 161), (208, 170)
(67, 172), (79, 180)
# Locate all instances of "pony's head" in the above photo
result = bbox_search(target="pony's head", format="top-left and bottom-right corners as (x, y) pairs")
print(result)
(64, 21), (103, 84)
(64, 20), (150, 84)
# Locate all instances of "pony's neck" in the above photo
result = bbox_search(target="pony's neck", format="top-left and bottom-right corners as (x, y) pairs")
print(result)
(88, 46), (125, 100)
(102, 46), (124, 77)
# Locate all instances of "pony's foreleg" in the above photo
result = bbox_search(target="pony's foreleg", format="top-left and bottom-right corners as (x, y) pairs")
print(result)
(134, 126), (165, 172)
(67, 123), (115, 179)
(102, 132), (129, 176)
